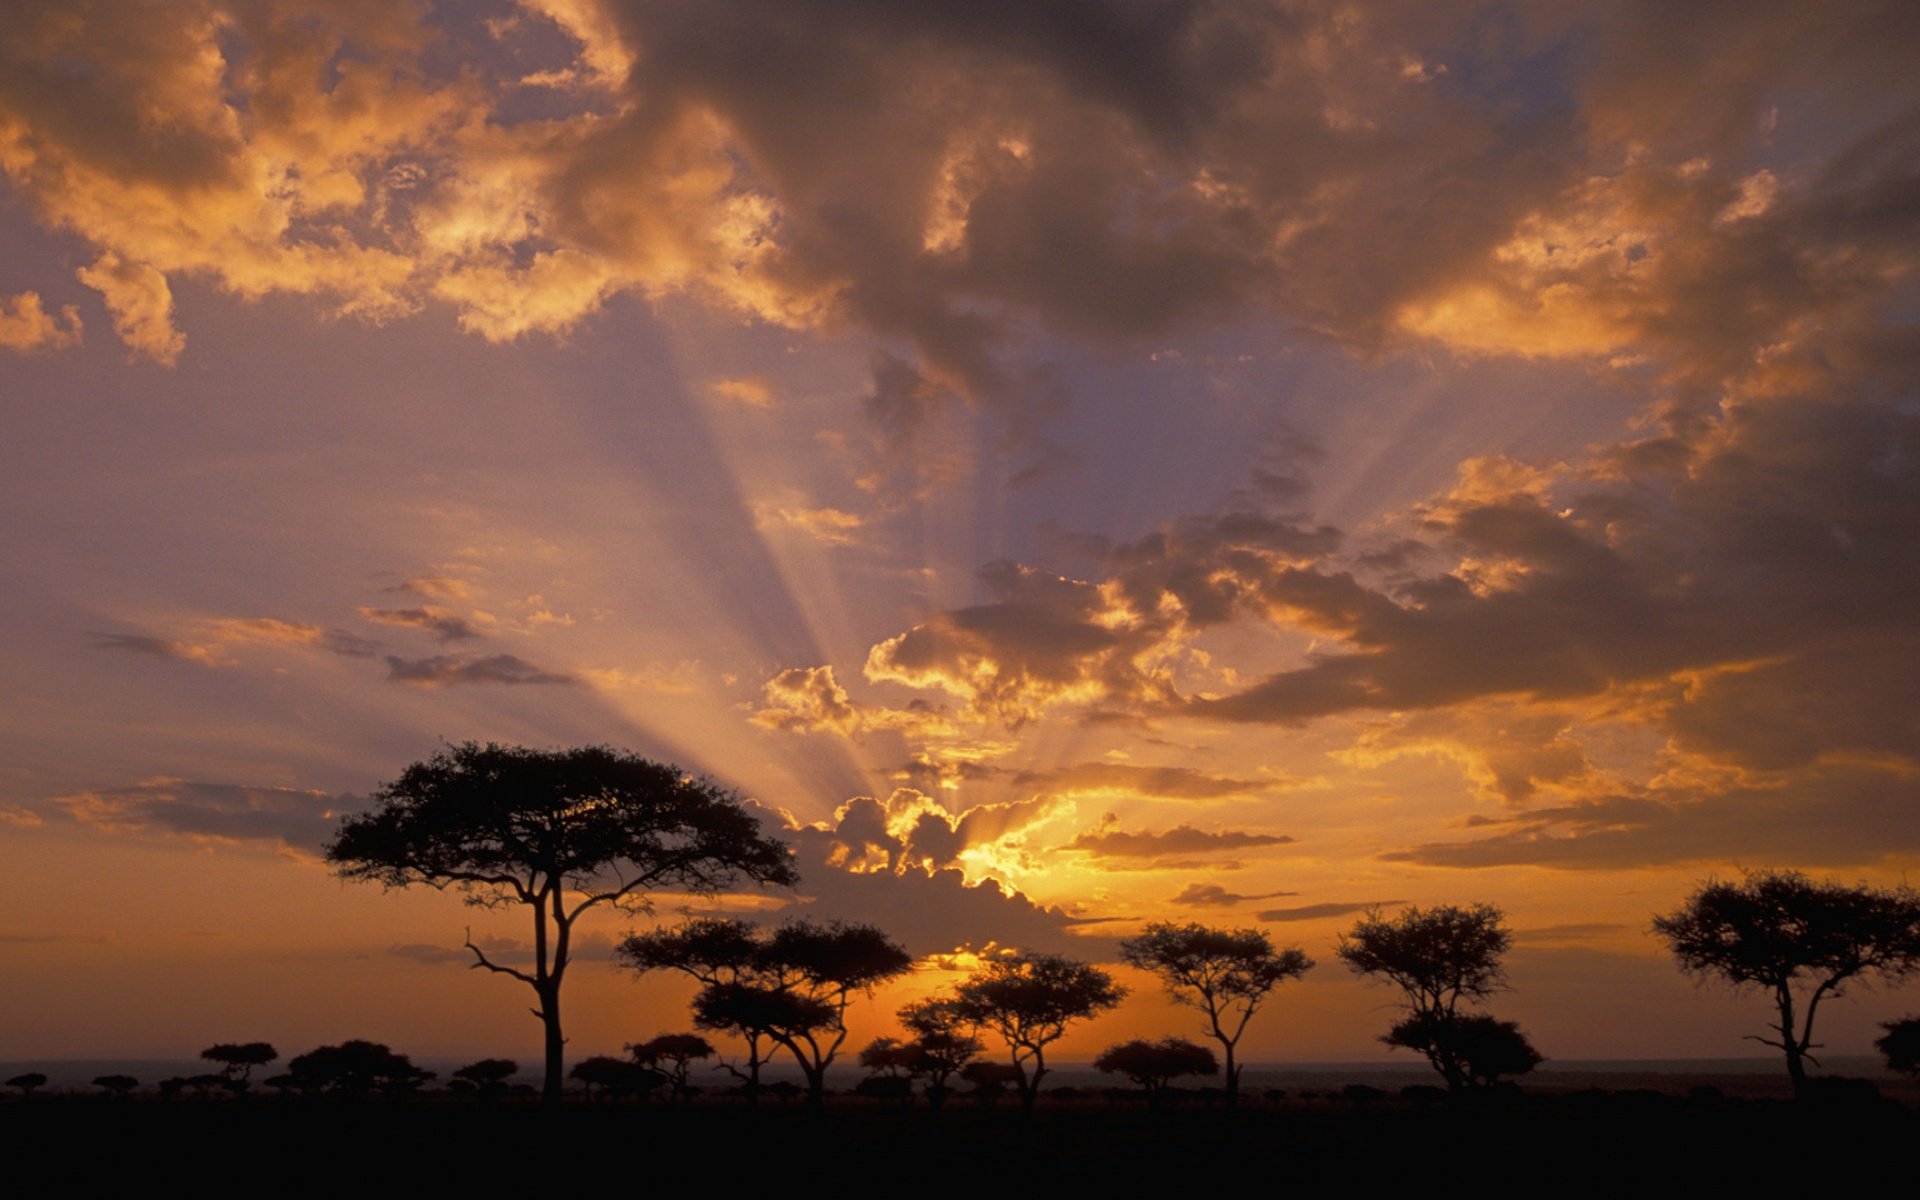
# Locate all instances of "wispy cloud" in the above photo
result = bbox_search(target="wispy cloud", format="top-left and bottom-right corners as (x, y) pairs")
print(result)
(357, 606), (482, 642)
(46, 778), (358, 854)
(383, 653), (575, 687)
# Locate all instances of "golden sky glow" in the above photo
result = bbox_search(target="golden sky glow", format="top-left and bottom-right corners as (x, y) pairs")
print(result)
(3, 1), (1918, 1068)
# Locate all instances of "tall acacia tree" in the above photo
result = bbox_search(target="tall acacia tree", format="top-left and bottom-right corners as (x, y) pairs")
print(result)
(1653, 869), (1920, 1096)
(1119, 922), (1312, 1106)
(326, 743), (797, 1103)
(950, 952), (1126, 1114)
(1337, 903), (1519, 1092)
(754, 920), (913, 1102)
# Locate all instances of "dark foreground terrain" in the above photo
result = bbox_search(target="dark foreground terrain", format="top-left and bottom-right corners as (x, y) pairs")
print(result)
(6, 1086), (1914, 1187)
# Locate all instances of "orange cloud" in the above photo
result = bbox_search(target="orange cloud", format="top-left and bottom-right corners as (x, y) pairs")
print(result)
(0, 290), (80, 353)
(75, 253), (183, 365)
(752, 503), (865, 546)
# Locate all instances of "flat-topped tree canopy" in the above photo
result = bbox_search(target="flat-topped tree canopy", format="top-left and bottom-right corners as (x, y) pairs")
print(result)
(327, 742), (796, 903)
(1654, 868), (1920, 1096)
(618, 916), (911, 1102)
(325, 742), (798, 1102)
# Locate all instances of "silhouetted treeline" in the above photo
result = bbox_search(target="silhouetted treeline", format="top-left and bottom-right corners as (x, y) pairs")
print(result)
(313, 745), (1920, 1109)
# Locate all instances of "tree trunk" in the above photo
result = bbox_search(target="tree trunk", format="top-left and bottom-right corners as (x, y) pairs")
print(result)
(1776, 988), (1808, 1099)
(1785, 1046), (1808, 1097)
(1224, 1042), (1239, 1108)
(541, 981), (565, 1103)
(1020, 1048), (1045, 1117)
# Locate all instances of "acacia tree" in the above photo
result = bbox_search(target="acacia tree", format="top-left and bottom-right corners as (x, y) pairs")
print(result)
(1384, 1013), (1541, 1088)
(618, 917), (775, 1088)
(286, 1040), (433, 1097)
(1337, 903), (1517, 1092)
(1877, 1017), (1920, 1076)
(618, 916), (912, 1103)
(628, 1034), (714, 1102)
(450, 1058), (519, 1098)
(858, 1037), (915, 1078)
(949, 952), (1126, 1114)
(1653, 869), (1920, 1096)
(1093, 1037), (1218, 1107)
(896, 996), (982, 1111)
(570, 1055), (662, 1101)
(756, 920), (913, 1101)
(201, 1042), (277, 1088)
(1119, 922), (1312, 1106)
(326, 743), (797, 1103)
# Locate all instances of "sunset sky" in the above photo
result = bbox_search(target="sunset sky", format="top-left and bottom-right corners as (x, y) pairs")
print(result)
(4, 1), (1918, 1070)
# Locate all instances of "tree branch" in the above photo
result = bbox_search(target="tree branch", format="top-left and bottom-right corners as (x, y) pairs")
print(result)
(465, 928), (538, 986)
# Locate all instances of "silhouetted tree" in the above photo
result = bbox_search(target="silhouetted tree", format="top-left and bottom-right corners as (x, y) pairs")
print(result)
(1385, 1013), (1541, 1088)
(1119, 922), (1312, 1106)
(92, 1074), (138, 1098)
(879, 997), (980, 1111)
(570, 1055), (662, 1101)
(1093, 1037), (1219, 1107)
(326, 742), (797, 1102)
(693, 982), (818, 1095)
(858, 1036), (915, 1078)
(1877, 1017), (1920, 1076)
(1653, 869), (1920, 1096)
(1338, 903), (1516, 1092)
(755, 920), (913, 1103)
(950, 952), (1126, 1113)
(285, 1040), (433, 1097)
(201, 1042), (277, 1088)
(628, 1034), (713, 1102)
(959, 1060), (1022, 1107)
(620, 918), (776, 1091)
(6, 1072), (47, 1098)
(451, 1058), (518, 1098)
(620, 917), (911, 1104)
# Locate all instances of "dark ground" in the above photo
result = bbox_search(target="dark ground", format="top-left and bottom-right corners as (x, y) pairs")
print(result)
(6, 1086), (1913, 1187)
